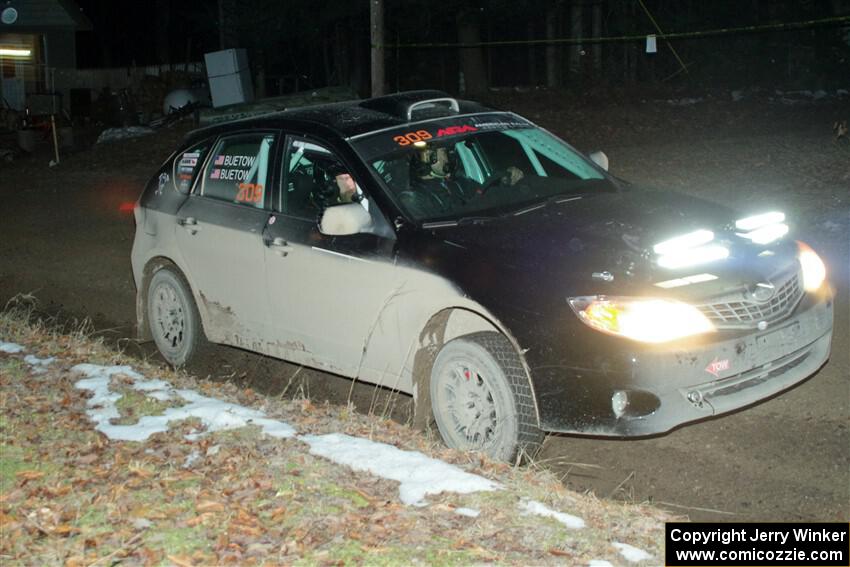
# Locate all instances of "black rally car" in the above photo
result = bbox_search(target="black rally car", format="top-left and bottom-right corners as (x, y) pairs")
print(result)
(132, 90), (833, 461)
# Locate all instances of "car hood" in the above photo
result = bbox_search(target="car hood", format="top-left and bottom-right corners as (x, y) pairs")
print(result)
(426, 189), (798, 299)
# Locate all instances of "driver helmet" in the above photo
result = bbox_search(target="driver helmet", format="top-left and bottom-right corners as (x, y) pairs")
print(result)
(411, 144), (457, 179)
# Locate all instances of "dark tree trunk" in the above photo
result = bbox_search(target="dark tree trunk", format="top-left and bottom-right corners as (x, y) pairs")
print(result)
(569, 0), (584, 78)
(218, 0), (239, 50)
(457, 8), (488, 96)
(545, 3), (560, 87)
(528, 20), (537, 85)
(323, 24), (333, 84)
(350, 18), (368, 95)
(155, 0), (171, 64)
(334, 21), (350, 87)
(370, 0), (385, 96)
(592, 0), (602, 76)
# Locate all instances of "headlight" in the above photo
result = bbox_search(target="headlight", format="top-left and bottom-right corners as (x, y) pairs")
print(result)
(798, 241), (826, 292)
(568, 296), (715, 343)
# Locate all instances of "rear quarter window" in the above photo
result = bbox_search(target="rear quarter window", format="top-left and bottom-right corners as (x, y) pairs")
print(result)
(173, 141), (210, 194)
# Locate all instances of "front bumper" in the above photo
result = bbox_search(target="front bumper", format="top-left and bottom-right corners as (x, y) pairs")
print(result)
(533, 291), (834, 436)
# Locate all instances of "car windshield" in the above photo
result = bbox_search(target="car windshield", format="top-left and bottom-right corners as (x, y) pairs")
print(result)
(353, 116), (615, 223)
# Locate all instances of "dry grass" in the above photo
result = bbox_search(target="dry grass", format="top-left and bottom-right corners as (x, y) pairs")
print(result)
(1, 301), (672, 565)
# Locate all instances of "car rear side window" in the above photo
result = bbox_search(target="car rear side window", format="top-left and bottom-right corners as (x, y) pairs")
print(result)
(173, 141), (210, 194)
(201, 133), (276, 208)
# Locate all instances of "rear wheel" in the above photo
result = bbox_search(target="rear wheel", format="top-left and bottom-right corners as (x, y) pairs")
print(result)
(430, 332), (543, 462)
(147, 267), (201, 367)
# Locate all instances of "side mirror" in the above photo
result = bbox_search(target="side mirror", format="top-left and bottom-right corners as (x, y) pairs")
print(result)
(589, 151), (609, 171)
(319, 203), (373, 236)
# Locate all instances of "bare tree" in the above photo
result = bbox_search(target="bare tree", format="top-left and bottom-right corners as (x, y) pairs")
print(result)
(371, 0), (386, 96)
(457, 6), (488, 95)
(218, 0), (238, 50)
(591, 0), (602, 75)
(155, 0), (171, 64)
(569, 0), (584, 78)
(545, 2), (561, 87)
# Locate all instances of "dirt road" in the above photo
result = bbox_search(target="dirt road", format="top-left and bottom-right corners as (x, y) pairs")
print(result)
(1, 94), (847, 522)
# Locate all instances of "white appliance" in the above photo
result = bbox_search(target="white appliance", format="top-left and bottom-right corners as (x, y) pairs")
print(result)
(204, 48), (254, 108)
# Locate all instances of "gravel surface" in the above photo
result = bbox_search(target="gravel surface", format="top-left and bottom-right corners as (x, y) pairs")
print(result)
(1, 90), (847, 522)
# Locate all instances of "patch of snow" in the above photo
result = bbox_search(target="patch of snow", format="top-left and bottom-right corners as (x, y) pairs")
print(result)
(454, 507), (480, 518)
(588, 561), (614, 567)
(73, 364), (296, 442)
(0, 342), (24, 353)
(183, 450), (201, 468)
(301, 433), (500, 506)
(131, 518), (153, 530)
(132, 378), (172, 392)
(146, 390), (173, 401)
(96, 126), (155, 144)
(25, 355), (55, 374)
(613, 542), (652, 563)
(519, 499), (585, 529)
(25, 355), (54, 366)
(70, 363), (506, 509)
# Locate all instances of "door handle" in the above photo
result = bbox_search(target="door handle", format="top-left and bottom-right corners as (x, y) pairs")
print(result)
(177, 217), (199, 234)
(267, 237), (294, 257)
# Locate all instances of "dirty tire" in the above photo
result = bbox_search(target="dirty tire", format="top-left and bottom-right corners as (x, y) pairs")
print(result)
(147, 267), (201, 367)
(430, 332), (544, 463)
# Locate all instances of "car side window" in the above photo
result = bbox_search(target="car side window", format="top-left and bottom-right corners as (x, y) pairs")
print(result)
(200, 133), (276, 209)
(173, 141), (210, 194)
(281, 139), (369, 218)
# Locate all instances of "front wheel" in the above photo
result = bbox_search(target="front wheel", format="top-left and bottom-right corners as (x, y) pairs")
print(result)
(430, 332), (544, 463)
(147, 267), (202, 367)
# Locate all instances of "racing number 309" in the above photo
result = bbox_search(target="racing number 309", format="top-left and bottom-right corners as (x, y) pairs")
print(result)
(236, 183), (263, 203)
(393, 130), (432, 146)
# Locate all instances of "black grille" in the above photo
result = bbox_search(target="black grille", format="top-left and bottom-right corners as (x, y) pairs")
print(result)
(695, 271), (803, 329)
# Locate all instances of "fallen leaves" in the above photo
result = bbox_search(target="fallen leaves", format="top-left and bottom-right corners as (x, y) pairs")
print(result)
(1, 318), (668, 566)
(194, 500), (225, 514)
(15, 470), (45, 482)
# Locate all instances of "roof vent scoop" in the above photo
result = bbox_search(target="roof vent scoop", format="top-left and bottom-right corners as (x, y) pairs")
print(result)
(405, 98), (459, 120)
(358, 90), (460, 121)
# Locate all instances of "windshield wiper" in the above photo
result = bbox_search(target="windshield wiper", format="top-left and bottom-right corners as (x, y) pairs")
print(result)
(511, 194), (584, 216)
(422, 215), (495, 229)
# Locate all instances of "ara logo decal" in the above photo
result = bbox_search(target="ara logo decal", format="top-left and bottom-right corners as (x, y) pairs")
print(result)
(437, 125), (478, 137)
(705, 358), (730, 377)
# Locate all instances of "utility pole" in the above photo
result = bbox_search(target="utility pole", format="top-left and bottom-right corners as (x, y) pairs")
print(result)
(370, 0), (385, 96)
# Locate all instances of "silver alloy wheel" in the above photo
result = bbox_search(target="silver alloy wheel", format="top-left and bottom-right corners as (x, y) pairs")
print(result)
(147, 268), (201, 367)
(151, 281), (185, 353)
(441, 360), (499, 447)
(430, 332), (543, 462)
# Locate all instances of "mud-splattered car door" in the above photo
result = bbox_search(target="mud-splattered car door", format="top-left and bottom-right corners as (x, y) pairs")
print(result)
(262, 137), (400, 378)
(173, 131), (279, 349)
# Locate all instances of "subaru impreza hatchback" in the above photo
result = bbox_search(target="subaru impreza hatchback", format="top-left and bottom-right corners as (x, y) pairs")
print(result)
(131, 90), (833, 462)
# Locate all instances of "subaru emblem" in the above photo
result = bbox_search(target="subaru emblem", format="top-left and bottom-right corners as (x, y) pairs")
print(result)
(747, 281), (775, 302)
